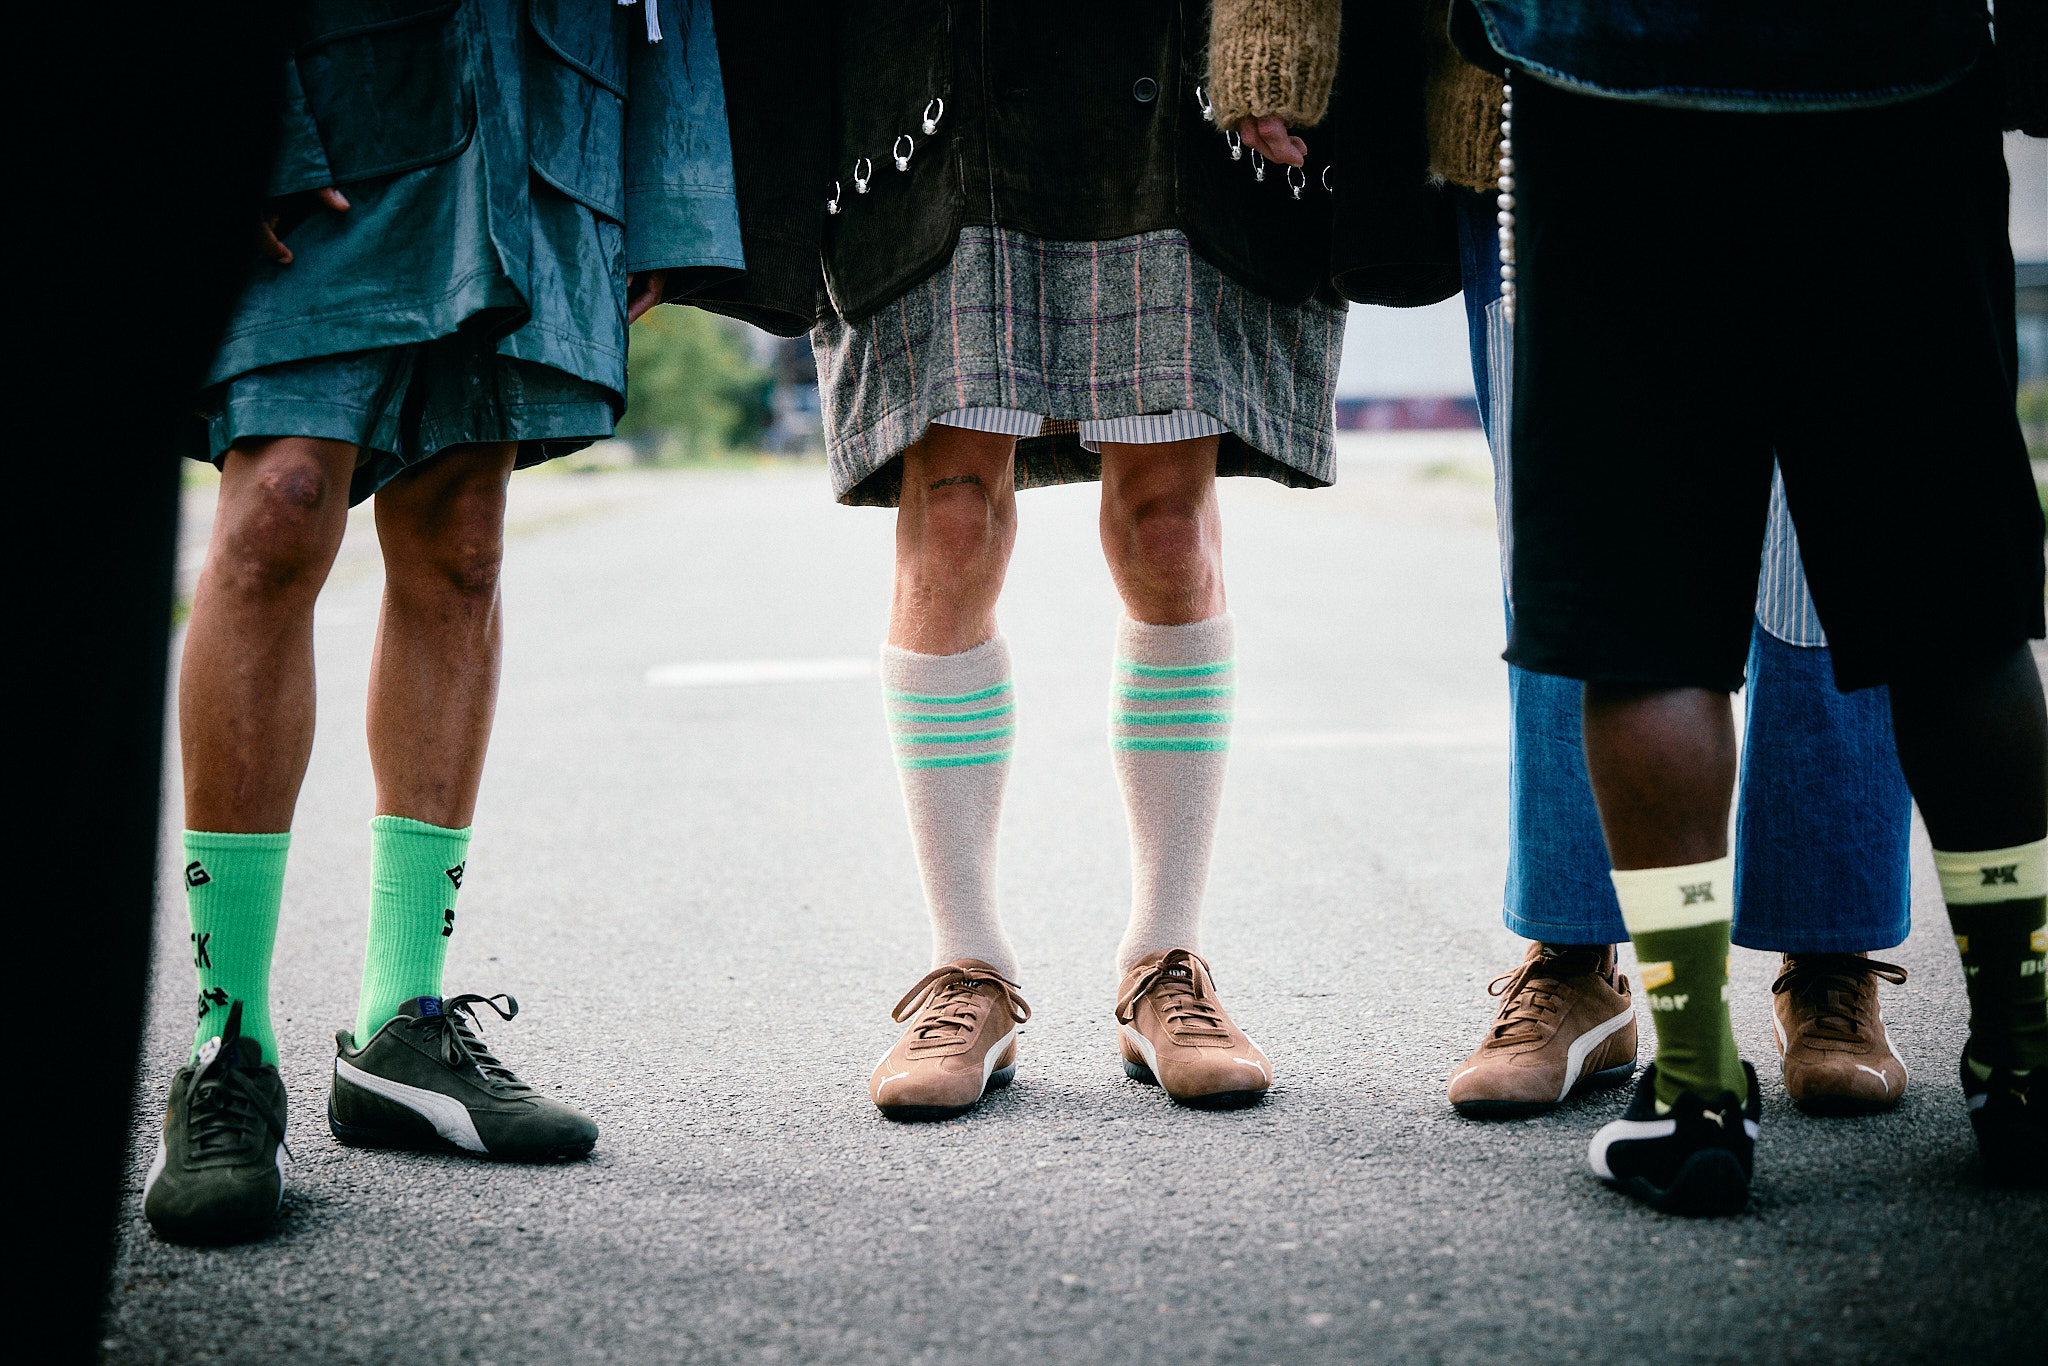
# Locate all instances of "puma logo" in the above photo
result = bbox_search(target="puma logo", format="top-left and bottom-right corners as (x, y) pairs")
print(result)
(1701, 1109), (1725, 1129)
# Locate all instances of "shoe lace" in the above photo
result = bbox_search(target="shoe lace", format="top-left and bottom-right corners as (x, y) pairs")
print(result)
(1483, 945), (1606, 1048)
(891, 965), (1032, 1055)
(1772, 955), (1907, 1044)
(186, 1001), (289, 1162)
(411, 993), (533, 1093)
(1114, 948), (1231, 1044)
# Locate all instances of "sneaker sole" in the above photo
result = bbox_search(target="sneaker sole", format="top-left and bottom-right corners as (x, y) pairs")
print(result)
(1121, 1058), (1268, 1111)
(327, 1100), (595, 1163)
(1614, 1148), (1750, 1217)
(1452, 1060), (1639, 1121)
(876, 1064), (1016, 1122)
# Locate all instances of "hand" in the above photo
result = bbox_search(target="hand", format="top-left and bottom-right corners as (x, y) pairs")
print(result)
(627, 270), (668, 324)
(258, 187), (350, 265)
(1237, 115), (1306, 167)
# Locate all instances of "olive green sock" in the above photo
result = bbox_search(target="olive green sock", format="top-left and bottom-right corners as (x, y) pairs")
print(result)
(182, 830), (291, 1064)
(353, 816), (471, 1046)
(1611, 856), (1746, 1111)
(1934, 839), (2048, 1072)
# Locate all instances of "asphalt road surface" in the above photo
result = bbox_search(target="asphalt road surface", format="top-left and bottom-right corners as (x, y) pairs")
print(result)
(105, 439), (2044, 1365)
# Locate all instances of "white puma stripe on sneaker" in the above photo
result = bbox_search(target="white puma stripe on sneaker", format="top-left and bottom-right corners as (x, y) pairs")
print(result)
(335, 1057), (486, 1152)
(1559, 1005), (1636, 1102)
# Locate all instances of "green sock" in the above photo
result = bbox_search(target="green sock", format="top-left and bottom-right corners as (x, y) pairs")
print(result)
(1611, 856), (1746, 1111)
(182, 830), (291, 1064)
(353, 816), (471, 1046)
(1934, 839), (2048, 1071)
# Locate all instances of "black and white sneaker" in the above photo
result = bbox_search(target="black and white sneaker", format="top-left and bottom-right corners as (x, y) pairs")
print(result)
(1962, 1047), (2045, 1187)
(1588, 1061), (1759, 1217)
(143, 1001), (289, 1245)
(329, 995), (596, 1162)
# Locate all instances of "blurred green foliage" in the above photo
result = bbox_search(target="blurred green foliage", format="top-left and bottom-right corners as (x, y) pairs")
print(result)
(2021, 377), (2047, 460)
(616, 307), (772, 460)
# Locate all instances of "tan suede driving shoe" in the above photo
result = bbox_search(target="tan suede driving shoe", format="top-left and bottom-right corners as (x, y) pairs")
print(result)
(869, 960), (1030, 1121)
(1446, 942), (1638, 1119)
(1771, 953), (1909, 1115)
(1116, 949), (1271, 1109)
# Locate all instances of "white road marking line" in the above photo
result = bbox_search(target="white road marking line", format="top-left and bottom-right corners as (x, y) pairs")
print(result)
(1259, 730), (1506, 750)
(646, 657), (875, 687)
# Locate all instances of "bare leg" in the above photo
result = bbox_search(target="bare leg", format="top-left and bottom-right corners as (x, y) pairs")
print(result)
(180, 438), (358, 832)
(1581, 686), (1738, 870)
(888, 426), (1019, 651)
(366, 443), (518, 826)
(1097, 437), (1225, 624)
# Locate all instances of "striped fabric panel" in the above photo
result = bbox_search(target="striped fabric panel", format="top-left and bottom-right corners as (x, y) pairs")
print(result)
(1755, 464), (1828, 647)
(886, 677), (1017, 769)
(931, 407), (1046, 438)
(1078, 409), (1229, 451)
(1112, 656), (1235, 753)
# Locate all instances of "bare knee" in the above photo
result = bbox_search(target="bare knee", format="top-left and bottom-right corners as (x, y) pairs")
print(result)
(211, 442), (354, 596)
(384, 482), (507, 601)
(914, 478), (1010, 572)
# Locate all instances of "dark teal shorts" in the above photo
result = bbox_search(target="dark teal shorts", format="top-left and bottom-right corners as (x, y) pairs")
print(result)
(198, 337), (618, 505)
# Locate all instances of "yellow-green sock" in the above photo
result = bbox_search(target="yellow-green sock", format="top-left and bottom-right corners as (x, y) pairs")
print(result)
(182, 830), (290, 1063)
(1933, 838), (2048, 1072)
(353, 816), (471, 1046)
(1611, 855), (1746, 1111)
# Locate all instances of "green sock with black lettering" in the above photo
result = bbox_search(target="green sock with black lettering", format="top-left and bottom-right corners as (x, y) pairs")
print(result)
(1611, 855), (1745, 1111)
(353, 816), (471, 1045)
(1933, 838), (2048, 1072)
(182, 830), (291, 1063)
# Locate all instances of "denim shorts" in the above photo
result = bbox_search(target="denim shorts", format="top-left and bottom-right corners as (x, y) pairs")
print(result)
(199, 337), (618, 505)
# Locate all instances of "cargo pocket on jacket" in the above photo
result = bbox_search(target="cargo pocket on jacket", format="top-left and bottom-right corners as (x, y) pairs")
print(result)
(293, 0), (473, 185)
(527, 0), (628, 222)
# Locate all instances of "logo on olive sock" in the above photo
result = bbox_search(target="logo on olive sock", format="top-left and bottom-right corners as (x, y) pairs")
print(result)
(1680, 882), (1715, 906)
(446, 863), (465, 890)
(185, 861), (211, 888)
(1639, 960), (1675, 990)
(1980, 864), (2020, 887)
(190, 932), (211, 969)
(441, 908), (455, 938)
(195, 986), (229, 1022)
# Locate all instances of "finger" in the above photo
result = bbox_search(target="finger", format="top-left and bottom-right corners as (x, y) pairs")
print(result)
(1256, 115), (1305, 167)
(317, 187), (351, 212)
(626, 270), (666, 324)
(258, 217), (292, 265)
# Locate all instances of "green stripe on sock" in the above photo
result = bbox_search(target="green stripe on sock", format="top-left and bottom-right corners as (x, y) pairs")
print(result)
(889, 703), (1016, 723)
(884, 682), (1012, 705)
(893, 726), (1018, 745)
(897, 748), (1015, 769)
(1113, 737), (1232, 752)
(1116, 710), (1232, 725)
(1119, 658), (1235, 679)
(1115, 684), (1238, 700)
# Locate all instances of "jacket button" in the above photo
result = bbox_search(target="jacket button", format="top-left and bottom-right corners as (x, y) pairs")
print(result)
(1132, 77), (1157, 103)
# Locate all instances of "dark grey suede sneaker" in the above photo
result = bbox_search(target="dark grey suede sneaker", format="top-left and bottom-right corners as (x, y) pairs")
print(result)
(329, 994), (596, 1162)
(143, 1002), (288, 1245)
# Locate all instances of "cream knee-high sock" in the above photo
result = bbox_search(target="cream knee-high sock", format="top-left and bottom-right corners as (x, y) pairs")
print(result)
(882, 636), (1020, 979)
(1111, 613), (1235, 970)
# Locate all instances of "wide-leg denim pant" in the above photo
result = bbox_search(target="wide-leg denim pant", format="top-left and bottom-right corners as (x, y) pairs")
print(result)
(1453, 187), (1912, 952)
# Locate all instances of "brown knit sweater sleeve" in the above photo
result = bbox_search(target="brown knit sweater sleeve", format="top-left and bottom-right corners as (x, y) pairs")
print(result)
(1421, 0), (1503, 192)
(1206, 0), (1343, 130)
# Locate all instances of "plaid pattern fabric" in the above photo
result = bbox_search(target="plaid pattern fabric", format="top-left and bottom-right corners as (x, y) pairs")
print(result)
(813, 225), (1346, 506)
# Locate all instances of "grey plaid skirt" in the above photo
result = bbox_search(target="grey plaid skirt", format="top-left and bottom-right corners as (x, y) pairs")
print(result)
(813, 225), (1347, 506)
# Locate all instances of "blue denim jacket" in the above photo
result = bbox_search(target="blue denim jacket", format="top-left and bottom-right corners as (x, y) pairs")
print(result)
(1455, 0), (1989, 110)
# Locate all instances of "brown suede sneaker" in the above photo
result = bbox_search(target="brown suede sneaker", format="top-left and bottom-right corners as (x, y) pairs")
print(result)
(1115, 949), (1272, 1109)
(1447, 943), (1638, 1119)
(869, 960), (1031, 1121)
(1771, 953), (1909, 1115)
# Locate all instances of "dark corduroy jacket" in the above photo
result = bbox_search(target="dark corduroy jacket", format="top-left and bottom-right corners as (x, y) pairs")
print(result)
(691, 0), (1460, 336)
